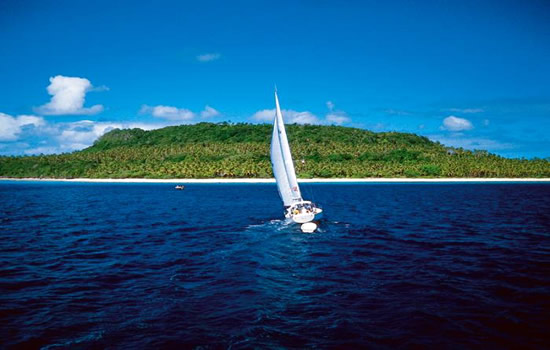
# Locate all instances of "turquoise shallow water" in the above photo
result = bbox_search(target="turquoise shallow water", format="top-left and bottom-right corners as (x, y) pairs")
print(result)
(1, 182), (549, 349)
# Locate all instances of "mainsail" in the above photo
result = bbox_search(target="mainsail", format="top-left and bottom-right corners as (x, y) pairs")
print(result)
(271, 91), (302, 207)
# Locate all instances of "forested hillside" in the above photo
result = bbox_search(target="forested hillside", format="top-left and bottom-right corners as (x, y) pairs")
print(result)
(1, 123), (549, 178)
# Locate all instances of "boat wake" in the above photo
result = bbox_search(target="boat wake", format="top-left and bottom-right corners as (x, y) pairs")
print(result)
(244, 218), (349, 235)
(245, 219), (292, 233)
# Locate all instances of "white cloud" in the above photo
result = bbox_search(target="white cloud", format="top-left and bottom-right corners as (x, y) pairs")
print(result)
(252, 101), (352, 125)
(3, 117), (203, 155)
(35, 75), (105, 115)
(0, 115), (25, 141)
(56, 120), (122, 151)
(291, 111), (321, 124)
(200, 105), (220, 118)
(12, 108), (219, 154)
(483, 119), (490, 126)
(251, 109), (275, 122)
(124, 122), (174, 131)
(17, 115), (46, 127)
(140, 105), (195, 121)
(252, 109), (321, 125)
(325, 112), (350, 125)
(196, 53), (221, 62)
(324, 101), (350, 125)
(441, 115), (474, 131)
(36, 120), (178, 154)
(0, 113), (45, 141)
(140, 105), (220, 121)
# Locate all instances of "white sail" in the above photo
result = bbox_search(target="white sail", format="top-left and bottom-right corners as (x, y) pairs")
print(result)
(271, 116), (294, 206)
(271, 91), (302, 206)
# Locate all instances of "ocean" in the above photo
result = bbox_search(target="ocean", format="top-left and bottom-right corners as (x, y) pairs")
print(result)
(1, 182), (549, 349)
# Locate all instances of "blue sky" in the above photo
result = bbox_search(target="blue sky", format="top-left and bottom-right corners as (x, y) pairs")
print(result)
(1, 0), (549, 158)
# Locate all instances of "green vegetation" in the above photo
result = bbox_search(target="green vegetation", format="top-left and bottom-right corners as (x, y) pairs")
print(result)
(1, 122), (549, 178)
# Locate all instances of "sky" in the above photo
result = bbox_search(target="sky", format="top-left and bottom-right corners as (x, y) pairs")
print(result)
(1, 0), (549, 158)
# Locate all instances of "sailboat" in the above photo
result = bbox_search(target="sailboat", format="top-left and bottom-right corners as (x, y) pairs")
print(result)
(271, 90), (323, 233)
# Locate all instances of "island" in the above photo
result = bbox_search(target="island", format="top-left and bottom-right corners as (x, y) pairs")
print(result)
(1, 122), (549, 179)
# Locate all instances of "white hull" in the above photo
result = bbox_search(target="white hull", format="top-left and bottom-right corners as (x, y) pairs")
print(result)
(286, 207), (323, 224)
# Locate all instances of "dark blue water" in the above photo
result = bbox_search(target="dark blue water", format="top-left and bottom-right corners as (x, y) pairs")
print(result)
(1, 182), (549, 349)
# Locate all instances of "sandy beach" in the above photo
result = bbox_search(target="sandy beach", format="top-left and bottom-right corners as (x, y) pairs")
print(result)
(2, 177), (550, 183)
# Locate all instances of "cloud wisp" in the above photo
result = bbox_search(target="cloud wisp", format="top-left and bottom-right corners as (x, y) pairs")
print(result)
(200, 106), (221, 118)
(252, 109), (321, 125)
(140, 105), (220, 122)
(326, 112), (350, 125)
(325, 101), (350, 125)
(251, 101), (351, 126)
(445, 108), (484, 114)
(196, 53), (221, 62)
(384, 109), (412, 116)
(429, 134), (514, 151)
(35, 75), (105, 115)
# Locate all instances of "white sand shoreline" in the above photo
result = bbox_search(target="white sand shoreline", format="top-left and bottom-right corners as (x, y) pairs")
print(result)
(1, 177), (550, 183)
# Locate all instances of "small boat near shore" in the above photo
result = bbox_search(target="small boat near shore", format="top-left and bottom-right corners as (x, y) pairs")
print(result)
(175, 185), (185, 190)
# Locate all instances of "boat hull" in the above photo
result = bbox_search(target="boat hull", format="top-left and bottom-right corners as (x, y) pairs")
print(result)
(292, 212), (315, 224)
(290, 209), (323, 224)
